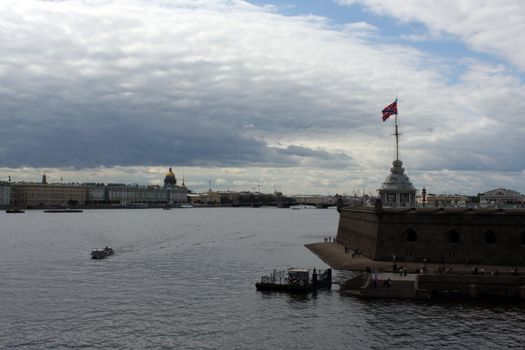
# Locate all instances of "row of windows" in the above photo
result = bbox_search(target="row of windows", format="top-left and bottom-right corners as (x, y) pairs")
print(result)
(401, 228), (525, 245)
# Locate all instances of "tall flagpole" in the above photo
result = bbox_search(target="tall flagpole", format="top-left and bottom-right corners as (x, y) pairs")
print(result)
(395, 114), (399, 161)
(394, 98), (399, 161)
(383, 97), (400, 161)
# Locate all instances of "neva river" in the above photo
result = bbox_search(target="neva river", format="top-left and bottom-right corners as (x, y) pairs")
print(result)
(1, 208), (524, 349)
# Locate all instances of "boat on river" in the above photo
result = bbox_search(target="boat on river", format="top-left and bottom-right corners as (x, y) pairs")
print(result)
(44, 209), (83, 213)
(255, 267), (332, 293)
(91, 247), (114, 259)
(290, 205), (316, 210)
(6, 208), (25, 213)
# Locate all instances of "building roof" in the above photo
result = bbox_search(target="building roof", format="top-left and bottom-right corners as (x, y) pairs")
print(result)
(481, 188), (522, 197)
(379, 160), (416, 193)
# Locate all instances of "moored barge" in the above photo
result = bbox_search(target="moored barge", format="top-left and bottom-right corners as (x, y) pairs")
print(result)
(44, 209), (83, 213)
(256, 267), (332, 293)
(6, 208), (25, 213)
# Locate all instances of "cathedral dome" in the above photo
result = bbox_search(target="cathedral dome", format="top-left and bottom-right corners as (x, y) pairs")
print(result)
(164, 167), (177, 186)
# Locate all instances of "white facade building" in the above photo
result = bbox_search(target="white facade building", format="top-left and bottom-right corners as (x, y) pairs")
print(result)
(94, 184), (187, 207)
(480, 188), (524, 207)
(0, 182), (11, 207)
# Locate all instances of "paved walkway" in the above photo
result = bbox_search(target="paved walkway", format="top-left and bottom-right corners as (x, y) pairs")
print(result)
(305, 242), (523, 274)
(373, 272), (417, 281)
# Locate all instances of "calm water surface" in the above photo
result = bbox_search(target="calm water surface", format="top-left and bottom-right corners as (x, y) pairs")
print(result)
(1, 208), (524, 349)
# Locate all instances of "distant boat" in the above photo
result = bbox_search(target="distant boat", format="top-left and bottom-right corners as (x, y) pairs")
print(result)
(290, 205), (316, 210)
(125, 203), (148, 208)
(6, 208), (25, 213)
(44, 209), (83, 213)
(91, 247), (114, 260)
(179, 204), (193, 208)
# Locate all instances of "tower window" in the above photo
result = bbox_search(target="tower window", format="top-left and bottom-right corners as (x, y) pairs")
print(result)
(387, 193), (396, 203)
(521, 232), (525, 245)
(403, 228), (417, 242)
(447, 229), (460, 243)
(484, 230), (496, 244)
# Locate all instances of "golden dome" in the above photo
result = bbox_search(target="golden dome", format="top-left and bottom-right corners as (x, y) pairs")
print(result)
(164, 167), (177, 186)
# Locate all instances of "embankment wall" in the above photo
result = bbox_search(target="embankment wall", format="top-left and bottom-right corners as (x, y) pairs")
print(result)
(336, 207), (525, 265)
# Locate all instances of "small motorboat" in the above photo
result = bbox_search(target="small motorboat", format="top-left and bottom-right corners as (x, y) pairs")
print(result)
(91, 247), (114, 259)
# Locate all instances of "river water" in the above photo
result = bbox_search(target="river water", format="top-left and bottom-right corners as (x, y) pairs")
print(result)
(1, 208), (524, 349)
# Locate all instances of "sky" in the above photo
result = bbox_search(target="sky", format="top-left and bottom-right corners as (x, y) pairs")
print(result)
(1, 0), (524, 195)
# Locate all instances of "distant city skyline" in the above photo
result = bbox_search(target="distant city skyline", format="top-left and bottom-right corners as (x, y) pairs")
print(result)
(3, 167), (520, 198)
(1, 0), (524, 195)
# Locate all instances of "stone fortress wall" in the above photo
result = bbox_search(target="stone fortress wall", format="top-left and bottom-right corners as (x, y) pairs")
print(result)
(336, 207), (525, 266)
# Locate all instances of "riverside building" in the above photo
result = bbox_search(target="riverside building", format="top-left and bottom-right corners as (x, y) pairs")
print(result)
(0, 182), (12, 208)
(480, 188), (525, 207)
(11, 175), (87, 208)
(6, 168), (189, 209)
(86, 168), (188, 207)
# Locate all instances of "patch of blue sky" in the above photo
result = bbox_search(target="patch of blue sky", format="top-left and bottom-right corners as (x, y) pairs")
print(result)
(247, 0), (371, 24)
(247, 1), (518, 85)
(384, 25), (520, 85)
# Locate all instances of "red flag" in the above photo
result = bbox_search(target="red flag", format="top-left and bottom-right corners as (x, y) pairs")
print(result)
(382, 100), (397, 121)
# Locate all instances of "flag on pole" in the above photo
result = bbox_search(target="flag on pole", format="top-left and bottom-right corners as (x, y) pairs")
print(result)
(382, 99), (398, 121)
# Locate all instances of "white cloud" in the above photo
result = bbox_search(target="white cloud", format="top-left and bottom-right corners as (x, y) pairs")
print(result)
(0, 0), (524, 194)
(342, 21), (378, 38)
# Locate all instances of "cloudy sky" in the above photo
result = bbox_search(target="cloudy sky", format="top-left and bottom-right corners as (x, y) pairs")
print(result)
(1, 0), (524, 195)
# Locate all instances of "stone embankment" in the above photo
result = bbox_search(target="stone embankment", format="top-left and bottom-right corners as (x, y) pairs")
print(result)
(306, 242), (525, 300)
(305, 242), (523, 274)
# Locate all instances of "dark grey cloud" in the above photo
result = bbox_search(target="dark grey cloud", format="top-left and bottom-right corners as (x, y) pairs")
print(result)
(0, 0), (366, 169)
(274, 145), (354, 169)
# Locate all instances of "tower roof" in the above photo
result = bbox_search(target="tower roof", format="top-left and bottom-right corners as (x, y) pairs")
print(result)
(379, 159), (416, 193)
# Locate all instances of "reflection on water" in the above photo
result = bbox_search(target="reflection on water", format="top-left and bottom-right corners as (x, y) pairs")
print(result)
(0, 208), (523, 349)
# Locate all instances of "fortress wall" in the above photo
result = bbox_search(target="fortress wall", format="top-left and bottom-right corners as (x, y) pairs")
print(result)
(336, 208), (380, 259)
(337, 207), (525, 265)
